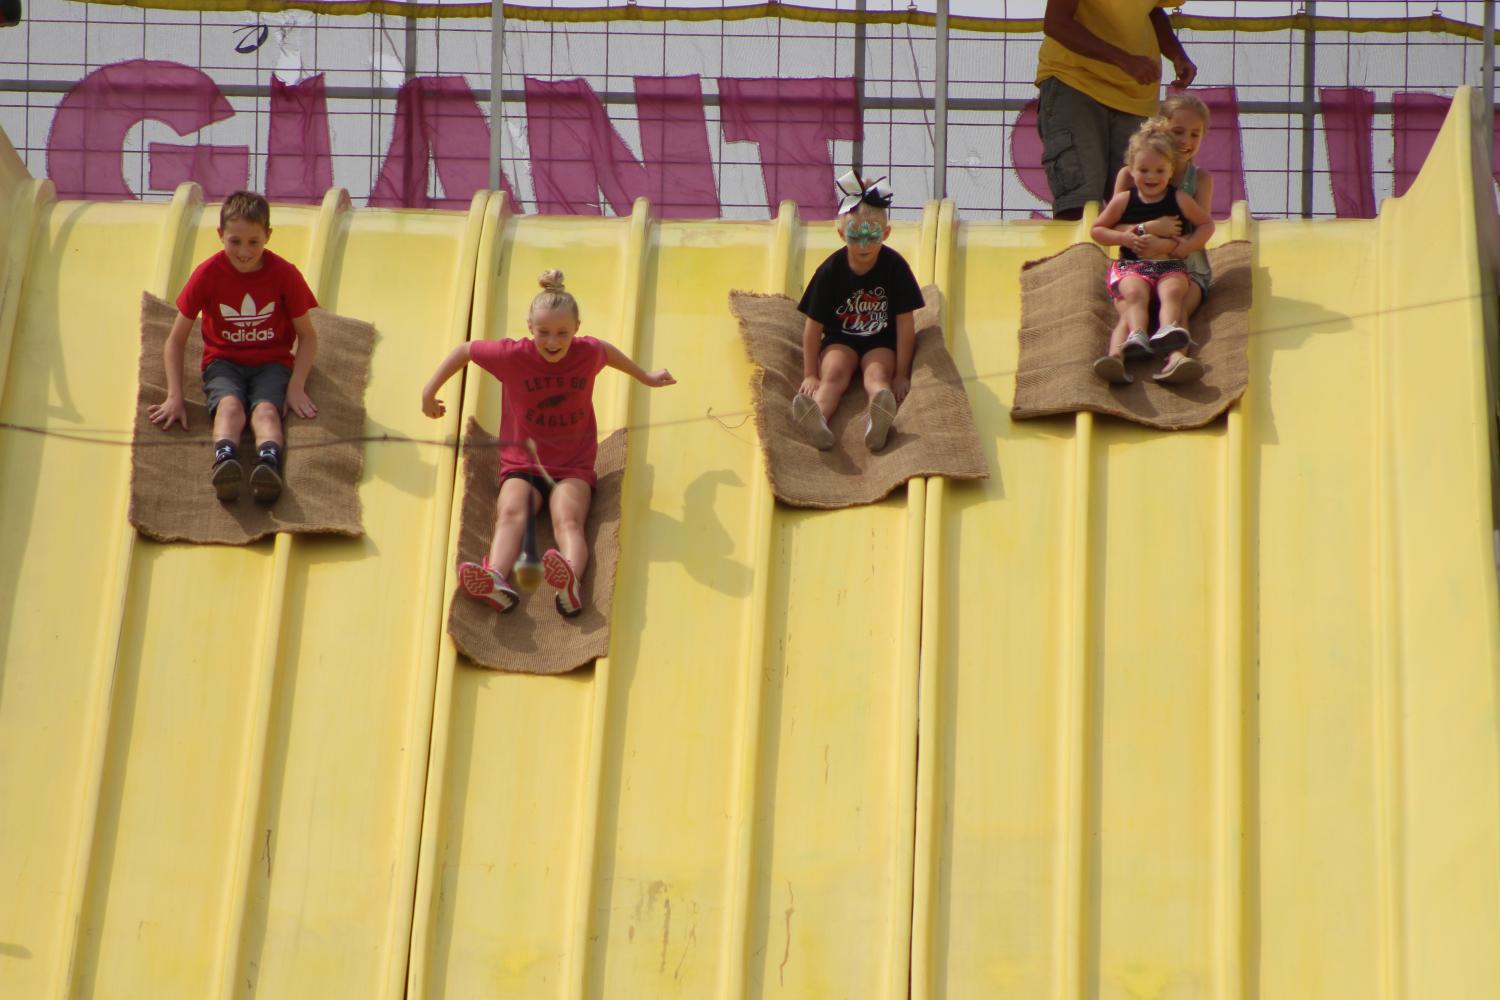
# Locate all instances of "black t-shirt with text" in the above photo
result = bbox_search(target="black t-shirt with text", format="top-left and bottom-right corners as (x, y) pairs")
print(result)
(797, 245), (924, 340)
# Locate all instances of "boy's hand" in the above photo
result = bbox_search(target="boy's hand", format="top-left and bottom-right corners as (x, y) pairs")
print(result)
(148, 394), (189, 431)
(892, 375), (912, 403)
(798, 375), (820, 397)
(286, 387), (318, 420)
(644, 369), (677, 388)
(422, 391), (446, 419)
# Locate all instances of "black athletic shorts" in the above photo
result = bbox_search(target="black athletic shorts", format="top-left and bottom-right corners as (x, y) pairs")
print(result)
(819, 326), (897, 359)
(502, 470), (554, 503)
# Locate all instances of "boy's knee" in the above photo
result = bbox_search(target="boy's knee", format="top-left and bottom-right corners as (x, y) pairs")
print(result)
(250, 400), (281, 423)
(216, 395), (246, 418)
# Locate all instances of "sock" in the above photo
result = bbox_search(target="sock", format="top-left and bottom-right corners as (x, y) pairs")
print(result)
(257, 441), (283, 468)
(214, 438), (237, 464)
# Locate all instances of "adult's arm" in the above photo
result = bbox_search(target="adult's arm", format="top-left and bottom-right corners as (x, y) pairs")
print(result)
(1149, 6), (1197, 88)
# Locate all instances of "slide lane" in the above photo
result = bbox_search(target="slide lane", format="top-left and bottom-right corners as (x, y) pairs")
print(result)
(0, 177), (192, 997)
(408, 197), (645, 998)
(410, 205), (930, 998)
(914, 205), (1309, 999)
(227, 198), (486, 999)
(67, 196), (325, 1000)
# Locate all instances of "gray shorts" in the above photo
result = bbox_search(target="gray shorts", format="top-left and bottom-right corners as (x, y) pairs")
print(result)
(202, 358), (291, 416)
(1037, 76), (1146, 216)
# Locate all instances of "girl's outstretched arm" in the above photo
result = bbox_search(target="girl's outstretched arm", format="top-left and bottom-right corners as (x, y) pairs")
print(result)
(601, 339), (676, 388)
(421, 342), (472, 418)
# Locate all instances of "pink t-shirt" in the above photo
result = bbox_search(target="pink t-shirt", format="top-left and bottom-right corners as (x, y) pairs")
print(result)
(175, 250), (318, 370)
(470, 335), (609, 486)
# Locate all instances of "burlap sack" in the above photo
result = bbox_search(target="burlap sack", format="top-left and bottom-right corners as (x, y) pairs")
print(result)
(130, 292), (372, 544)
(446, 419), (625, 674)
(732, 284), (988, 509)
(1011, 241), (1252, 430)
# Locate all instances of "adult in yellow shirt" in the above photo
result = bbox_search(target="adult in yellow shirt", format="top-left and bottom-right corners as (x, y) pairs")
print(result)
(1036, 0), (1197, 219)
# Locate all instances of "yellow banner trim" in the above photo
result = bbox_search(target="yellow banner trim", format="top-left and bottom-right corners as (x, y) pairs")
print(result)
(59, 0), (1500, 42)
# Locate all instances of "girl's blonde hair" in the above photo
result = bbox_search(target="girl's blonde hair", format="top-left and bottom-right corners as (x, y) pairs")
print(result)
(1126, 119), (1178, 171)
(530, 269), (579, 321)
(1160, 92), (1211, 126)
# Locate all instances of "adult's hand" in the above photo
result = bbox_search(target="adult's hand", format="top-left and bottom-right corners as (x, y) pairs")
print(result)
(1120, 54), (1161, 85)
(1169, 55), (1198, 89)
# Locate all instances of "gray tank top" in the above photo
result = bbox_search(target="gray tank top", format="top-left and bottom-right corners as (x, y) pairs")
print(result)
(1179, 163), (1212, 289)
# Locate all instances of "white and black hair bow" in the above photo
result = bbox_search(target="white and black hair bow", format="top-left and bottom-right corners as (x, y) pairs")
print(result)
(835, 170), (894, 216)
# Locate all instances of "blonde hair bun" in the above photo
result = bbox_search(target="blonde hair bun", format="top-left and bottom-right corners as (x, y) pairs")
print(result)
(538, 269), (566, 293)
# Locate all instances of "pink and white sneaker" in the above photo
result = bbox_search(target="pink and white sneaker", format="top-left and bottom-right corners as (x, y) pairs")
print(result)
(457, 557), (519, 614)
(542, 548), (584, 618)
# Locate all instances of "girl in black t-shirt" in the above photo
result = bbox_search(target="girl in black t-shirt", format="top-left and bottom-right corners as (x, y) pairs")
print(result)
(792, 173), (926, 451)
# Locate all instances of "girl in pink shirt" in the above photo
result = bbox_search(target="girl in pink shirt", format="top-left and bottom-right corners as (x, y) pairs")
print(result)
(422, 270), (675, 617)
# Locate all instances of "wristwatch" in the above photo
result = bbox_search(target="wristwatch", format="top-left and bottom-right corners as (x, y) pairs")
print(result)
(1132, 224), (1146, 237)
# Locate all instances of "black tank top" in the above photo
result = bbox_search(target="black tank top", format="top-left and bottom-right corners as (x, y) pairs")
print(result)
(1118, 185), (1181, 261)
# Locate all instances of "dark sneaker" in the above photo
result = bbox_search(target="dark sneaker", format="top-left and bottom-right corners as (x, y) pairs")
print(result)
(543, 548), (583, 617)
(211, 458), (243, 502)
(457, 559), (519, 613)
(250, 461), (283, 504)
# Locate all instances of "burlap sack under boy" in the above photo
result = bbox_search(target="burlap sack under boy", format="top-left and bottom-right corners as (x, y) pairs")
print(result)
(1012, 241), (1253, 430)
(446, 418), (625, 674)
(732, 284), (988, 509)
(130, 292), (372, 544)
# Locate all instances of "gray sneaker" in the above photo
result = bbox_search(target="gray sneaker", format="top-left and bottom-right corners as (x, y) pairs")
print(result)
(1122, 329), (1154, 361)
(791, 393), (835, 450)
(864, 388), (897, 451)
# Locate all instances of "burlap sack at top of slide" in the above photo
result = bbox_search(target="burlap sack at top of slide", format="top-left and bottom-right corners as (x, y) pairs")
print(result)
(446, 418), (626, 675)
(130, 292), (373, 544)
(1012, 241), (1253, 431)
(730, 283), (988, 509)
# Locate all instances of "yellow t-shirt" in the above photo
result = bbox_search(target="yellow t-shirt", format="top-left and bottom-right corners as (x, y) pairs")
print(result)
(1035, 0), (1184, 117)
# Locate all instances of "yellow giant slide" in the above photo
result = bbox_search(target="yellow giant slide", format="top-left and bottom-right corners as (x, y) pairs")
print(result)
(2, 89), (1498, 999)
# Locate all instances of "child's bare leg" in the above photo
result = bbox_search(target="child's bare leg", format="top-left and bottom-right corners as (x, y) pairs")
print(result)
(813, 345), (858, 419)
(487, 477), (542, 576)
(548, 478), (593, 578)
(1108, 306), (1130, 357)
(248, 401), (283, 448)
(1113, 277), (1152, 354)
(1162, 282), (1204, 367)
(1157, 273), (1191, 330)
(213, 395), (248, 444)
(860, 348), (894, 396)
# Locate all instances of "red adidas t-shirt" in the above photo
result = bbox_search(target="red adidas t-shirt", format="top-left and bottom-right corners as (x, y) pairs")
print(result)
(175, 250), (318, 370)
(470, 335), (609, 486)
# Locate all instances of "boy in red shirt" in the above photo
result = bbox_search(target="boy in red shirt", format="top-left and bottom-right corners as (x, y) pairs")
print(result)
(421, 270), (675, 618)
(148, 191), (319, 504)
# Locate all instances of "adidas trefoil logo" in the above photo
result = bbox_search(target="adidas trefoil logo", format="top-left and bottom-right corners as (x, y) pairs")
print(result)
(220, 294), (277, 343)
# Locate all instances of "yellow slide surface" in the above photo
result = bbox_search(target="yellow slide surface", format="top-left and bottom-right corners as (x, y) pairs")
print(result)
(3, 89), (1499, 998)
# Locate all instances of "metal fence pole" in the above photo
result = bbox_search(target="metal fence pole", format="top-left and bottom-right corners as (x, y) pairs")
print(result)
(1300, 0), (1317, 218)
(489, 0), (506, 191)
(853, 0), (866, 175)
(1485, 0), (1496, 137)
(933, 0), (949, 200)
